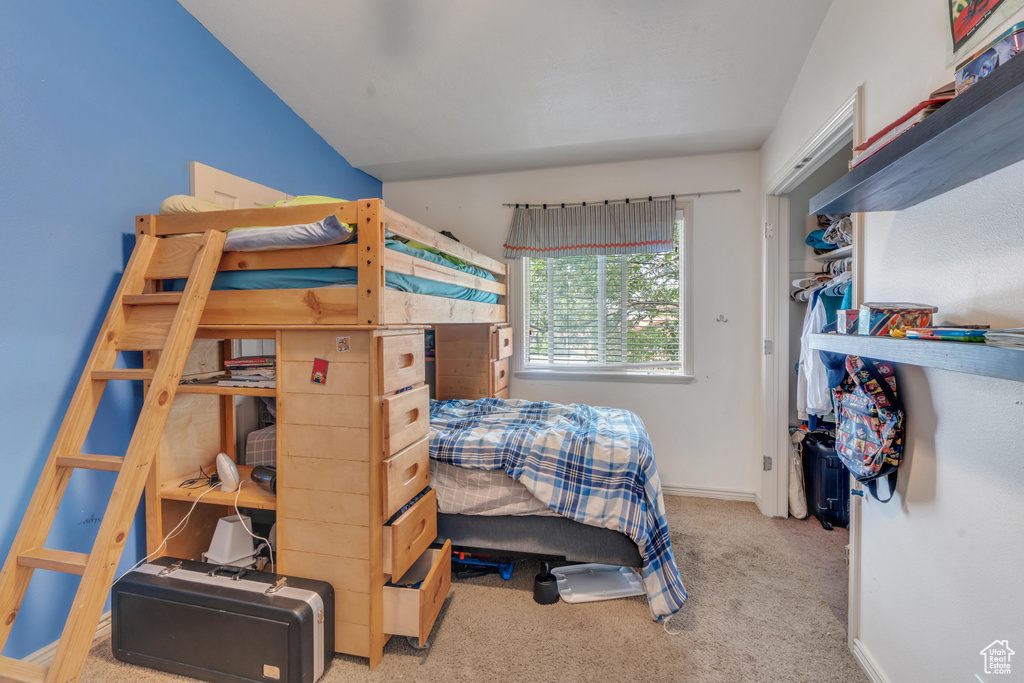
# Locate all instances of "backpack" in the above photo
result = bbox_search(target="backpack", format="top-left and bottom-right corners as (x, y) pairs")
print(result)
(832, 355), (904, 502)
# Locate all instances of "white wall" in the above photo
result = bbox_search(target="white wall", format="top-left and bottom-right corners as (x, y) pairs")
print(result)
(764, 2), (1024, 681)
(385, 152), (762, 496)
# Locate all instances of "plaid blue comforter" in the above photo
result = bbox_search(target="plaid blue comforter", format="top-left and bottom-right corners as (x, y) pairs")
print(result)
(429, 398), (687, 620)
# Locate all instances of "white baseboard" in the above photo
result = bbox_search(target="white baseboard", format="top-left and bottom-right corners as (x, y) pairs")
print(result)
(662, 484), (757, 503)
(852, 637), (891, 683)
(24, 611), (111, 666)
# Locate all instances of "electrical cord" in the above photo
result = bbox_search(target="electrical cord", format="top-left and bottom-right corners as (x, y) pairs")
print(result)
(233, 481), (275, 572)
(112, 483), (222, 585)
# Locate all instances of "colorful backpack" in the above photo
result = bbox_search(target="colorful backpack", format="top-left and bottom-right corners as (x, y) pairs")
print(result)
(832, 355), (904, 502)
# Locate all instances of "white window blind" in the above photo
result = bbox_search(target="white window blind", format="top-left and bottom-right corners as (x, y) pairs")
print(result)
(523, 215), (683, 372)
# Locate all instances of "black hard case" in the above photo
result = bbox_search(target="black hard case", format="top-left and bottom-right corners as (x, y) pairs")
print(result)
(801, 430), (850, 530)
(111, 557), (334, 683)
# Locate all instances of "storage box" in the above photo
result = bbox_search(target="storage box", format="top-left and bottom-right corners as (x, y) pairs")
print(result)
(858, 303), (937, 336)
(955, 22), (1024, 94)
(836, 310), (859, 335)
(112, 557), (334, 683)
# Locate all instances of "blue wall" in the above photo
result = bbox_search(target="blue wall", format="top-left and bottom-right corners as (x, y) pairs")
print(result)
(0, 1), (380, 658)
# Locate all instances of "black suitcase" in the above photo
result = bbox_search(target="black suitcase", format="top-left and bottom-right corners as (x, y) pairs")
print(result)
(801, 430), (850, 530)
(111, 557), (334, 683)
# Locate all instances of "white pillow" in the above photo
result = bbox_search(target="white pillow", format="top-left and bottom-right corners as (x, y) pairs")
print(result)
(222, 214), (357, 252)
(159, 195), (228, 214)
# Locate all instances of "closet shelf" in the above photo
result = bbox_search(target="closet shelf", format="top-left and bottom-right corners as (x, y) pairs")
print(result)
(812, 245), (852, 262)
(807, 333), (1024, 383)
(809, 54), (1024, 214)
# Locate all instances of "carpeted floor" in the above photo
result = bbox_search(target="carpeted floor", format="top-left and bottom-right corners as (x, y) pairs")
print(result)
(82, 497), (867, 682)
(771, 514), (849, 627)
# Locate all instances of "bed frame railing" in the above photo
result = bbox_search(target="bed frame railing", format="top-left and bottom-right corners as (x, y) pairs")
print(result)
(137, 199), (507, 326)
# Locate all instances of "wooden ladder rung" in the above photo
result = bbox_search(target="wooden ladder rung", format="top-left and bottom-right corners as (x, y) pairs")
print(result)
(0, 656), (48, 683)
(91, 368), (155, 381)
(56, 453), (124, 472)
(17, 548), (90, 575)
(123, 292), (183, 306)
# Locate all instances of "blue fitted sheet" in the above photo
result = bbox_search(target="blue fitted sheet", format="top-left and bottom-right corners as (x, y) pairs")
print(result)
(171, 239), (499, 304)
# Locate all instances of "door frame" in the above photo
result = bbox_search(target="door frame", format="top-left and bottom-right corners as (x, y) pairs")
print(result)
(759, 87), (864, 646)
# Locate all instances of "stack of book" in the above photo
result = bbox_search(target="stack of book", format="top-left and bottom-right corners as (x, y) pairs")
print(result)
(905, 327), (987, 342)
(850, 84), (955, 170)
(218, 355), (276, 388)
(984, 329), (1024, 349)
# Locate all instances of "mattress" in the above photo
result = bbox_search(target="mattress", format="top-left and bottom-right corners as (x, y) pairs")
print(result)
(430, 460), (557, 517)
(170, 239), (499, 304)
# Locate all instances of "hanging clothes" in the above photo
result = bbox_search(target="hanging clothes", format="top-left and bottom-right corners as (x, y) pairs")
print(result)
(796, 271), (851, 418)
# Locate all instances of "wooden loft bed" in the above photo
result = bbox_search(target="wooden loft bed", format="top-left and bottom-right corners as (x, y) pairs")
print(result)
(134, 198), (511, 669)
(135, 198), (507, 328)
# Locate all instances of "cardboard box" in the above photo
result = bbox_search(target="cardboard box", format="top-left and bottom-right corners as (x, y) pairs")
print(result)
(858, 303), (937, 336)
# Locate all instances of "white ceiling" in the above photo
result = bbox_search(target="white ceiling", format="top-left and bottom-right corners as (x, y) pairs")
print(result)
(178, 0), (833, 182)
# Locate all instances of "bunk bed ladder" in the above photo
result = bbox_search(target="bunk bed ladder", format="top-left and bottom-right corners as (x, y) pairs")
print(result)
(0, 230), (225, 683)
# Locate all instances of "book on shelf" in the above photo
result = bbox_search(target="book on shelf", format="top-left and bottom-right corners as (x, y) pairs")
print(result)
(224, 355), (276, 368)
(216, 378), (277, 388)
(983, 328), (1024, 348)
(905, 327), (987, 342)
(850, 95), (953, 169)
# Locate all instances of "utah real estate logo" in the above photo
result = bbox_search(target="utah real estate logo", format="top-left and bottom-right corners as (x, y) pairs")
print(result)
(979, 640), (1014, 676)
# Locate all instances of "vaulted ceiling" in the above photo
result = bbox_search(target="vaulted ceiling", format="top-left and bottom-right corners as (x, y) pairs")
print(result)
(178, 0), (833, 181)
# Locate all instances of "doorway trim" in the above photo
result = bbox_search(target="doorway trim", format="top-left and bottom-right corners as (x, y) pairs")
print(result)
(760, 87), (864, 646)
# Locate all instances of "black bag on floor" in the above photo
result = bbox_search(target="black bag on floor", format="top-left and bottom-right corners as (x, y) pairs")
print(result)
(800, 430), (849, 530)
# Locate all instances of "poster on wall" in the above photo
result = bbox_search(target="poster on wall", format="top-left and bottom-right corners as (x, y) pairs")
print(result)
(947, 0), (1024, 65)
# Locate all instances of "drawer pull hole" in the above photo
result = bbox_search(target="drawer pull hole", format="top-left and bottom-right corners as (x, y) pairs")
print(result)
(498, 370), (506, 380)
(406, 408), (419, 425)
(408, 520), (427, 547)
(398, 353), (414, 369)
(402, 463), (419, 485)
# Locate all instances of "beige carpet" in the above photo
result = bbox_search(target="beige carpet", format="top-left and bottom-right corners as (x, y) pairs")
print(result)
(772, 514), (850, 627)
(82, 497), (867, 682)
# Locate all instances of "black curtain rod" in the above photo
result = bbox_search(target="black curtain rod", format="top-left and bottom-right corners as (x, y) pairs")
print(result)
(502, 188), (741, 209)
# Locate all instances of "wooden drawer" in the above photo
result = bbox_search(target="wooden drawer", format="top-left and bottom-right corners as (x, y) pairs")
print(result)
(382, 384), (429, 457)
(491, 326), (513, 360)
(382, 436), (430, 519)
(494, 387), (510, 399)
(382, 489), (437, 579)
(490, 358), (509, 393)
(383, 540), (451, 647)
(379, 333), (425, 394)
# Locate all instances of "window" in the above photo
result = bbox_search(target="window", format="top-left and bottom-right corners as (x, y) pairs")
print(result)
(518, 207), (689, 379)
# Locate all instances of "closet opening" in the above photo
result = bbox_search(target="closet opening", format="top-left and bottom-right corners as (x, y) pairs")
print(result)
(774, 138), (853, 631)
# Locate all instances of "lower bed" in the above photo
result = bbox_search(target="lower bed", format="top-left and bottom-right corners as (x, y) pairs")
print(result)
(431, 461), (643, 567)
(429, 398), (687, 621)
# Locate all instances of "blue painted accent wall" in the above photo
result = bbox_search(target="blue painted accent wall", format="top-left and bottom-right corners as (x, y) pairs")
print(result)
(0, 1), (381, 658)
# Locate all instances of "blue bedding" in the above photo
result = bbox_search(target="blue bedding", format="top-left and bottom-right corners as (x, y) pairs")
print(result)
(171, 239), (499, 304)
(429, 397), (687, 621)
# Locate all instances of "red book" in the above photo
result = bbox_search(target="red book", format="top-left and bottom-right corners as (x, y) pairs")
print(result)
(851, 97), (952, 168)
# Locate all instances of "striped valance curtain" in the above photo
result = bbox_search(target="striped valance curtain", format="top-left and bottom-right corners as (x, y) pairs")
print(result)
(503, 197), (676, 258)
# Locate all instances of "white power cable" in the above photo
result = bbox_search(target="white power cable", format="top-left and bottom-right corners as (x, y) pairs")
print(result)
(233, 481), (274, 572)
(112, 483), (222, 585)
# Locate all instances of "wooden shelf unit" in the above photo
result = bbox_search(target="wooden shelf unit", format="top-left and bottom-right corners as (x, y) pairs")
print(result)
(810, 54), (1024, 214)
(159, 466), (276, 510)
(807, 333), (1024, 382)
(148, 326), (454, 668)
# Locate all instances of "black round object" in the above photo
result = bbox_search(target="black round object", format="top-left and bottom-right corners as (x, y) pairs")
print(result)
(533, 572), (559, 605)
